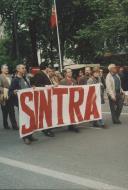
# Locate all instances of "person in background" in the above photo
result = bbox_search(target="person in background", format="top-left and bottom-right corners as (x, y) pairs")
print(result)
(124, 67), (128, 91)
(0, 65), (18, 130)
(77, 70), (84, 84)
(118, 66), (128, 106)
(9, 64), (37, 145)
(87, 67), (108, 129)
(60, 68), (80, 133)
(48, 67), (59, 85)
(123, 67), (128, 106)
(79, 67), (92, 85)
(33, 62), (55, 137)
(99, 69), (106, 104)
(106, 64), (124, 124)
(55, 71), (63, 84)
(119, 67), (125, 90)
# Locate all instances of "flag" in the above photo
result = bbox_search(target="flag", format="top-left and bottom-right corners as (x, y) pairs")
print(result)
(50, 0), (57, 28)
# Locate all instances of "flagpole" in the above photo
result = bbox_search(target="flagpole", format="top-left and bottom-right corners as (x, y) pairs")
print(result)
(54, 0), (63, 72)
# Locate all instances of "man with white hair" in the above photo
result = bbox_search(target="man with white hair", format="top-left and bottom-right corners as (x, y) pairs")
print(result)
(9, 64), (37, 145)
(0, 64), (18, 130)
(106, 64), (124, 124)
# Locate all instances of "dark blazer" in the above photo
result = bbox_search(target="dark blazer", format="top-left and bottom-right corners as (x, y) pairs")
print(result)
(9, 76), (30, 106)
(78, 75), (90, 85)
(33, 70), (52, 87)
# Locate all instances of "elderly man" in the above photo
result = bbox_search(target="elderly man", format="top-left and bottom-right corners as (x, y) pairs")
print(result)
(9, 64), (37, 145)
(0, 64), (18, 130)
(106, 64), (124, 124)
(79, 67), (92, 85)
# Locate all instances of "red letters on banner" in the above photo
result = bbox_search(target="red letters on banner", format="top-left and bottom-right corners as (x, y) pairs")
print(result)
(69, 87), (84, 123)
(20, 92), (36, 135)
(39, 89), (52, 129)
(19, 86), (100, 137)
(53, 88), (68, 125)
(84, 86), (100, 120)
(34, 90), (39, 129)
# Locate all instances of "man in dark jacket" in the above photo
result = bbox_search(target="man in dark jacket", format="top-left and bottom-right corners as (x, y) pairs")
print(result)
(100, 69), (106, 104)
(79, 67), (92, 85)
(9, 64), (37, 145)
(33, 62), (55, 137)
(119, 67), (125, 90)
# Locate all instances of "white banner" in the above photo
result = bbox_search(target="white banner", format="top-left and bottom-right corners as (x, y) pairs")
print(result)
(18, 84), (102, 138)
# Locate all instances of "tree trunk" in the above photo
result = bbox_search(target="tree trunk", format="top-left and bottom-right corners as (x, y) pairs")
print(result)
(12, 11), (20, 62)
(28, 19), (38, 67)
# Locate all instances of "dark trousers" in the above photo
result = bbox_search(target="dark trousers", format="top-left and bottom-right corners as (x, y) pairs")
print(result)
(101, 88), (105, 104)
(1, 99), (18, 129)
(108, 93), (124, 123)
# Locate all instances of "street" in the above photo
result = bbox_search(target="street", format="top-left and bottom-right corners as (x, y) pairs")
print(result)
(0, 100), (128, 190)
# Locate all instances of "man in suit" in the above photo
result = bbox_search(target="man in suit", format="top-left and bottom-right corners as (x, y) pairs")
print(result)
(0, 64), (18, 130)
(106, 64), (124, 124)
(33, 62), (55, 137)
(60, 68), (79, 133)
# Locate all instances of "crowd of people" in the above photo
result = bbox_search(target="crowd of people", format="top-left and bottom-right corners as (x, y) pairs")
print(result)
(0, 62), (127, 145)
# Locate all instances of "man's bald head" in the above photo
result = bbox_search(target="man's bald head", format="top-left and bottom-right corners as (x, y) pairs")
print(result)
(16, 64), (26, 76)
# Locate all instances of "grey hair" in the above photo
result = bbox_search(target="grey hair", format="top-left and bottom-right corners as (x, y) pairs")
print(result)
(108, 64), (116, 71)
(1, 64), (8, 70)
(16, 64), (24, 71)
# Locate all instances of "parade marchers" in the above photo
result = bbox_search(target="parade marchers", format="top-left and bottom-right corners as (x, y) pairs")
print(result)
(0, 63), (127, 145)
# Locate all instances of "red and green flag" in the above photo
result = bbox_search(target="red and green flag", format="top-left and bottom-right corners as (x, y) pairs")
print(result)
(50, 0), (57, 28)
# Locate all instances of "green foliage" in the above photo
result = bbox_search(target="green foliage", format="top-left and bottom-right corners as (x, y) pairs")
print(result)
(0, 38), (17, 69)
(74, 0), (128, 61)
(0, 0), (128, 66)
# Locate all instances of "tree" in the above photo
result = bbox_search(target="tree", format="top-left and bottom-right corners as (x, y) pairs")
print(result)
(0, 0), (20, 61)
(0, 0), (128, 67)
(0, 0), (49, 66)
(74, 0), (128, 62)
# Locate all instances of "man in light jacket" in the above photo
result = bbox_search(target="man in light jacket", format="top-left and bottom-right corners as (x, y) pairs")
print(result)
(106, 64), (124, 124)
(0, 64), (18, 130)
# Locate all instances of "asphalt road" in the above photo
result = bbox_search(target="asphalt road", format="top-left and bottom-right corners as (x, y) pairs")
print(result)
(0, 99), (128, 190)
